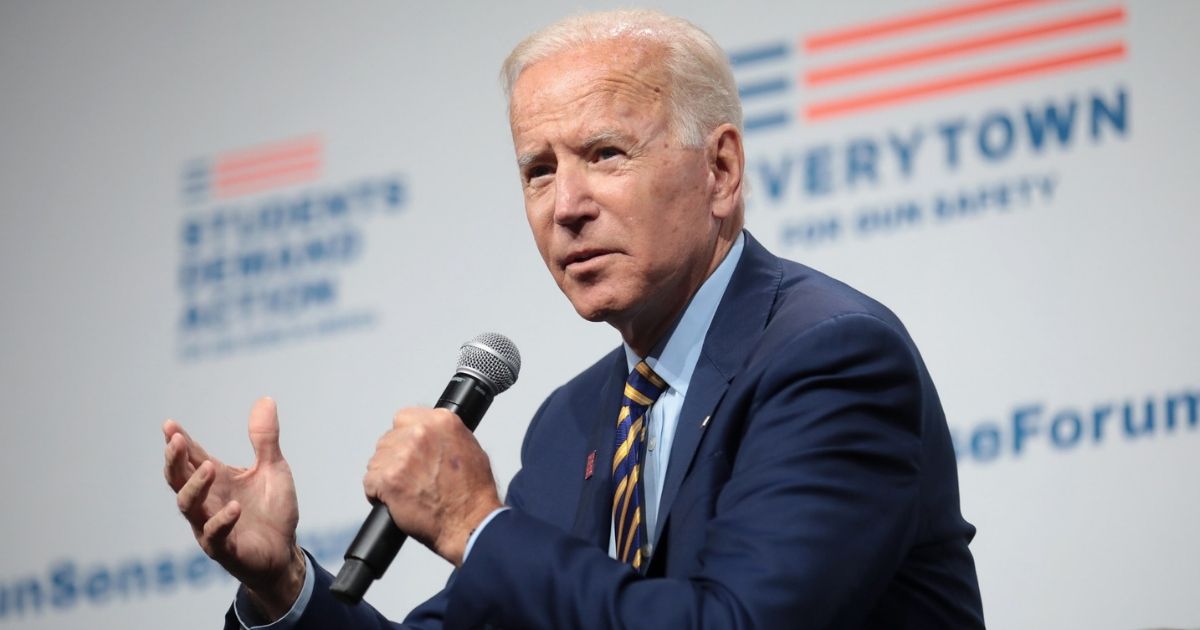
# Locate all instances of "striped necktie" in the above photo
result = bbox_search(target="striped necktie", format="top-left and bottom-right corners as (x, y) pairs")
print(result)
(612, 360), (668, 571)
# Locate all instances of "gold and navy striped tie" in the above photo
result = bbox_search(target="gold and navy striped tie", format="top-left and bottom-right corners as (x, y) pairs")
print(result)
(612, 360), (668, 571)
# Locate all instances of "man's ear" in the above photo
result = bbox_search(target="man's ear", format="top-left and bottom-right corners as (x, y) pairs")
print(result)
(707, 123), (745, 220)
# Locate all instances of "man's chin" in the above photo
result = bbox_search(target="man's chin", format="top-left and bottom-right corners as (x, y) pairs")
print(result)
(572, 302), (615, 323)
(560, 283), (640, 326)
(570, 298), (646, 334)
(566, 294), (628, 325)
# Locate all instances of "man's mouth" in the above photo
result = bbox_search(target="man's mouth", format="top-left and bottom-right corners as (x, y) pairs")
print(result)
(562, 249), (615, 270)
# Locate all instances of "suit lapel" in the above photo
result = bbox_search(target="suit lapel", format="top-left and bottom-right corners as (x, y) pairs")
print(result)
(569, 352), (627, 549)
(652, 351), (729, 543)
(652, 232), (782, 546)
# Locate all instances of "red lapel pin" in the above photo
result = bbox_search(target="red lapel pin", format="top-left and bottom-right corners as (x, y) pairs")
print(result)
(584, 450), (596, 479)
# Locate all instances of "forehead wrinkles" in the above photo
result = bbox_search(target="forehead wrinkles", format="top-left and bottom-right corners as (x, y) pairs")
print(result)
(513, 79), (664, 138)
(510, 43), (669, 139)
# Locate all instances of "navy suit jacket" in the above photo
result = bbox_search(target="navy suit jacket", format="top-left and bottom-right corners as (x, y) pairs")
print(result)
(229, 233), (984, 629)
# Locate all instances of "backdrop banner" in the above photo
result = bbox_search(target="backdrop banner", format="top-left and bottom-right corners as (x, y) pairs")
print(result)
(1, 1), (1196, 629)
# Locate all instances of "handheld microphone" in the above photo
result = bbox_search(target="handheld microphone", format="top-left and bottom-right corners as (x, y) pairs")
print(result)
(330, 332), (521, 604)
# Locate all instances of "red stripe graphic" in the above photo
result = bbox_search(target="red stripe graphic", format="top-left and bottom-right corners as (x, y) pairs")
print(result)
(211, 136), (323, 198)
(215, 136), (321, 174)
(804, 0), (1057, 53)
(806, 6), (1125, 85)
(216, 159), (322, 188)
(216, 171), (323, 199)
(805, 42), (1125, 120)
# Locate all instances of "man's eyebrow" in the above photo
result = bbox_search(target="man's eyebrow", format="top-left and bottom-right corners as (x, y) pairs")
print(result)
(517, 151), (542, 169)
(516, 130), (633, 169)
(581, 130), (631, 150)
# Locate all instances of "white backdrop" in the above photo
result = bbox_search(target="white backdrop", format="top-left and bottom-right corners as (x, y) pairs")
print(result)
(1, 1), (1197, 628)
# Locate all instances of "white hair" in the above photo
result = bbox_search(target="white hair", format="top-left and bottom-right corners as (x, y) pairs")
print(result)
(500, 9), (743, 147)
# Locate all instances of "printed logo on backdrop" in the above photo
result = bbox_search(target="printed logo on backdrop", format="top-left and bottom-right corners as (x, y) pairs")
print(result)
(952, 386), (1199, 464)
(0, 523), (356, 621)
(730, 0), (1130, 248)
(177, 135), (407, 360)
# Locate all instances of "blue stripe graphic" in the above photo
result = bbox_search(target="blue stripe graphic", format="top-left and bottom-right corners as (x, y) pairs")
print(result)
(181, 160), (210, 203)
(728, 42), (789, 67)
(739, 77), (790, 100)
(182, 160), (209, 177)
(744, 111), (790, 132)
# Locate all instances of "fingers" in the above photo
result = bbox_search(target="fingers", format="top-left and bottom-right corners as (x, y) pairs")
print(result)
(247, 397), (284, 465)
(363, 439), (394, 502)
(199, 500), (241, 556)
(364, 408), (470, 502)
(176, 460), (216, 527)
(163, 432), (195, 492)
(162, 419), (213, 468)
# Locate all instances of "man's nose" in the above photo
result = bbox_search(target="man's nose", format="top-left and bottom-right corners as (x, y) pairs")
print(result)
(553, 163), (598, 227)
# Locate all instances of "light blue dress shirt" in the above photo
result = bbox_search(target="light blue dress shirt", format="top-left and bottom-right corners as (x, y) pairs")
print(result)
(237, 233), (746, 628)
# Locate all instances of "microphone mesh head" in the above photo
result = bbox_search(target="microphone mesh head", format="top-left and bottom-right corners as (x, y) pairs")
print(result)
(457, 332), (521, 394)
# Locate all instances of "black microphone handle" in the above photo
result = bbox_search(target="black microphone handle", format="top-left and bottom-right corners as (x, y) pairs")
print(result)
(329, 373), (495, 605)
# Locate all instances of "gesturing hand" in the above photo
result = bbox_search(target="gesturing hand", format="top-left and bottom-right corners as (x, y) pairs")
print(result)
(162, 397), (305, 620)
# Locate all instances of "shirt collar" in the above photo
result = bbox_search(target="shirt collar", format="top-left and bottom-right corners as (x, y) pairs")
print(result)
(624, 231), (746, 396)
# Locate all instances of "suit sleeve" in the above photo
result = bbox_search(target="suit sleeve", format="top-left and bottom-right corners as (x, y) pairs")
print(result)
(221, 552), (449, 630)
(442, 314), (926, 629)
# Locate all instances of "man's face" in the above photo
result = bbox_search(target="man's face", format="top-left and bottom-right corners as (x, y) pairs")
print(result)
(509, 40), (725, 340)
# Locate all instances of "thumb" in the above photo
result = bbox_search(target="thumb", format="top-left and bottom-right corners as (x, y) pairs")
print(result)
(248, 397), (284, 465)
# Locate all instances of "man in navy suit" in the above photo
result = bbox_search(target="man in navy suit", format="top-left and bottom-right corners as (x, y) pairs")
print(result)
(164, 9), (984, 628)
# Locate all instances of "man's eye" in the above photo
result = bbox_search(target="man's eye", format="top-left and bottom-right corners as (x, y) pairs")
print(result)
(525, 165), (554, 181)
(595, 147), (623, 161)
